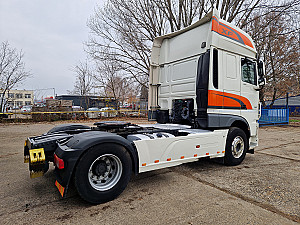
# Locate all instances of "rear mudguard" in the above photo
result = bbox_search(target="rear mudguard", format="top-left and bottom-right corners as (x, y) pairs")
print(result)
(47, 123), (91, 134)
(24, 124), (91, 163)
(54, 131), (139, 197)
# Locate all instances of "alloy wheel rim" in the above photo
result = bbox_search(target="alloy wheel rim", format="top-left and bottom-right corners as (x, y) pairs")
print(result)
(88, 154), (122, 191)
(231, 136), (244, 158)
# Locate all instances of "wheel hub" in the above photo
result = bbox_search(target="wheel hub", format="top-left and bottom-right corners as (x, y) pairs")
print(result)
(231, 136), (244, 158)
(93, 160), (107, 176)
(88, 154), (123, 191)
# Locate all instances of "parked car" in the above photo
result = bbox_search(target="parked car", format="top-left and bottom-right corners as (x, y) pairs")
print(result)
(71, 106), (85, 119)
(5, 106), (12, 113)
(128, 111), (139, 117)
(72, 106), (84, 111)
(100, 107), (118, 117)
(85, 107), (101, 119)
(21, 105), (32, 113)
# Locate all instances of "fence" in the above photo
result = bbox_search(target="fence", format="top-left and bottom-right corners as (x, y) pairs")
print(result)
(259, 108), (289, 126)
(0, 109), (148, 122)
(2, 108), (290, 125)
(265, 105), (300, 116)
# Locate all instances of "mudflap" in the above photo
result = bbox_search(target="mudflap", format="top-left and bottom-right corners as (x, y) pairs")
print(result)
(52, 157), (79, 199)
(247, 148), (254, 154)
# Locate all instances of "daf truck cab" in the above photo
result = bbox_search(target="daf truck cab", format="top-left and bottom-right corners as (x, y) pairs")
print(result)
(149, 9), (264, 150)
(24, 9), (264, 204)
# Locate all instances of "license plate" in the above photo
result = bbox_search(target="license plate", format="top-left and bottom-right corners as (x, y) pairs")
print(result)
(28, 148), (46, 178)
(29, 148), (45, 164)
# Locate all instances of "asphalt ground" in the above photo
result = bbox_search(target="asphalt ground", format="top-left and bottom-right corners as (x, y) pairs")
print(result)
(0, 120), (299, 224)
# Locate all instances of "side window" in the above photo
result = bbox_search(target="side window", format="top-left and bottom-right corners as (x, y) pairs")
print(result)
(226, 54), (237, 79)
(241, 58), (257, 85)
(213, 49), (218, 89)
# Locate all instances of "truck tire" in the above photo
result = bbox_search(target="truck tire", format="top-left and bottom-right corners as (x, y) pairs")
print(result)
(74, 143), (132, 204)
(224, 127), (248, 166)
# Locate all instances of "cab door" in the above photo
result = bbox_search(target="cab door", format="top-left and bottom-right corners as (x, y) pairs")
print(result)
(222, 51), (241, 116)
(240, 57), (260, 135)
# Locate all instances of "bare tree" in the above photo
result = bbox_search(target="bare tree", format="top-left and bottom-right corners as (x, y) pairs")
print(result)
(70, 60), (95, 96)
(93, 57), (136, 109)
(86, 0), (285, 89)
(85, 0), (299, 106)
(244, 2), (300, 107)
(0, 41), (31, 112)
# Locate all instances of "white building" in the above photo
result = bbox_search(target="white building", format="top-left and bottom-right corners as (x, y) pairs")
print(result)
(0, 89), (34, 109)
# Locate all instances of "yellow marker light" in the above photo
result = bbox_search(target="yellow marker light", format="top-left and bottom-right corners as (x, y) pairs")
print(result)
(194, 154), (197, 157)
(24, 156), (29, 163)
(142, 163), (146, 166)
(222, 151), (225, 153)
(154, 160), (159, 163)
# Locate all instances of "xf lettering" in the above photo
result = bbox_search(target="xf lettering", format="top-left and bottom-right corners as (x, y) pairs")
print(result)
(221, 28), (233, 36)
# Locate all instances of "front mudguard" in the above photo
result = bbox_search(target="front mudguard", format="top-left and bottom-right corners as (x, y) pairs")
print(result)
(54, 131), (139, 197)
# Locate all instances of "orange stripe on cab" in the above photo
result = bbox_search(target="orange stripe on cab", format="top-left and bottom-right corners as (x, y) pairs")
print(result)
(208, 90), (252, 110)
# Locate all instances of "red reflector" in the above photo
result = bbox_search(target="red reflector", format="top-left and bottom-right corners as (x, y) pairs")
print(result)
(196, 145), (200, 148)
(54, 154), (64, 169)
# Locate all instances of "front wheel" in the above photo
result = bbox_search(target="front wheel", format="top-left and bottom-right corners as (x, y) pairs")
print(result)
(224, 127), (249, 166)
(74, 143), (132, 204)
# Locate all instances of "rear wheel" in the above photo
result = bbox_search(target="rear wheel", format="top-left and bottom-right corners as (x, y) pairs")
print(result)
(224, 127), (248, 166)
(74, 143), (132, 204)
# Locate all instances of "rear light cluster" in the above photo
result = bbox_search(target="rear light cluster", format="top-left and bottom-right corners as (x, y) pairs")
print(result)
(54, 154), (64, 169)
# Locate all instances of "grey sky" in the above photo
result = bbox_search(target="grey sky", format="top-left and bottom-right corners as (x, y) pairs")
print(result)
(0, 0), (102, 97)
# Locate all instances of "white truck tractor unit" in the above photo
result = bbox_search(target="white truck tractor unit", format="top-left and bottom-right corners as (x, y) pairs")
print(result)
(24, 9), (265, 204)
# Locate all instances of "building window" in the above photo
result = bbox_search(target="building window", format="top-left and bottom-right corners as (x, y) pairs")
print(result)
(25, 101), (31, 105)
(16, 93), (23, 99)
(15, 101), (23, 107)
(8, 93), (15, 98)
(7, 101), (13, 106)
(25, 94), (31, 98)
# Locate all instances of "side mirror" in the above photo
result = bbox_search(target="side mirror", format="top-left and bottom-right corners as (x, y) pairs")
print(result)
(257, 61), (265, 87)
(258, 77), (266, 86)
